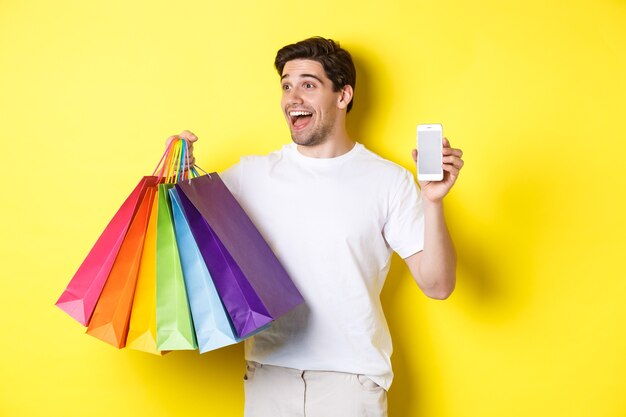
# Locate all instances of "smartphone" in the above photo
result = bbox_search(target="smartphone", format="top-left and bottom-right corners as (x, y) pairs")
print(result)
(417, 123), (443, 181)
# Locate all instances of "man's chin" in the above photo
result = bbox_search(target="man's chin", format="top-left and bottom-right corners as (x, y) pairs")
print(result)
(291, 135), (313, 147)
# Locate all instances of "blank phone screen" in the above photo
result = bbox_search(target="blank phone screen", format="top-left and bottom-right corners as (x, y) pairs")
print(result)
(418, 130), (442, 174)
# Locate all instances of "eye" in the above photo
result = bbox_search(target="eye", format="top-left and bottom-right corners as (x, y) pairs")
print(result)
(282, 84), (291, 91)
(304, 82), (314, 89)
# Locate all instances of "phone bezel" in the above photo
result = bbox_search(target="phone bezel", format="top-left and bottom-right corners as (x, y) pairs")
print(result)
(416, 124), (444, 181)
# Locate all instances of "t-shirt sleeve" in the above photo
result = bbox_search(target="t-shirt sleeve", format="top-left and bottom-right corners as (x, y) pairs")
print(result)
(383, 168), (425, 258)
(219, 161), (243, 198)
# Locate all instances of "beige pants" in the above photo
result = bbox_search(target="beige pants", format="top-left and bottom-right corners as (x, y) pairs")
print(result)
(243, 361), (388, 417)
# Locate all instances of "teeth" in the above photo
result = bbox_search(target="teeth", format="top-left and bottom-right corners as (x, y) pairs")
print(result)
(289, 111), (312, 116)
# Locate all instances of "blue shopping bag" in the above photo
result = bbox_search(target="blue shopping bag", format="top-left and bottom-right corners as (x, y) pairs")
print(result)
(169, 188), (241, 353)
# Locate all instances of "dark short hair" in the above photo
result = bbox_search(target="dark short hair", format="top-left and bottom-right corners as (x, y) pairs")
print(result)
(275, 37), (356, 112)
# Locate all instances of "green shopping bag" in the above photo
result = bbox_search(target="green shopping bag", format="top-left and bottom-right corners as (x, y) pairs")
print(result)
(155, 183), (197, 350)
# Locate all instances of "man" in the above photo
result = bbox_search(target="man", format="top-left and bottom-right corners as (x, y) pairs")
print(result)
(172, 36), (464, 417)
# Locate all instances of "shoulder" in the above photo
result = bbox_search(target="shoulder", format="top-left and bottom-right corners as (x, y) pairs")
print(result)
(221, 145), (289, 193)
(220, 145), (287, 192)
(223, 145), (288, 177)
(355, 144), (414, 183)
(238, 145), (289, 168)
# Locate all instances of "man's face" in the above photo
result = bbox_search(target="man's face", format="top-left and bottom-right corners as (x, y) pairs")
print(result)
(280, 59), (342, 147)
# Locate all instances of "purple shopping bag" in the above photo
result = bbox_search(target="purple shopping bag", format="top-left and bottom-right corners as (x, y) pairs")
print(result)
(176, 174), (304, 338)
(175, 187), (272, 338)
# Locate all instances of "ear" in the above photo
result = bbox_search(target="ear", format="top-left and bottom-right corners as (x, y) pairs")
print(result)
(336, 85), (354, 110)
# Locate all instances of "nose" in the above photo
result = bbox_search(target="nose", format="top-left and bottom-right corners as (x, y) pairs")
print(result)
(286, 86), (304, 106)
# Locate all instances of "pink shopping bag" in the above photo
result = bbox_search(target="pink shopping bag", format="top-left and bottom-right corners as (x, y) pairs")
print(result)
(56, 176), (158, 326)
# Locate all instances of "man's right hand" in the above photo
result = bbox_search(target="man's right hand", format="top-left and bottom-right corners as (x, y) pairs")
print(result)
(166, 130), (198, 167)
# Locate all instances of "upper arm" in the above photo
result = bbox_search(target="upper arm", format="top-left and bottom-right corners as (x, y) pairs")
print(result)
(220, 160), (244, 197)
(404, 250), (424, 286)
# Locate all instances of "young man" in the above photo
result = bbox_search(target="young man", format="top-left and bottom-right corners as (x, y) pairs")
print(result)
(172, 37), (464, 417)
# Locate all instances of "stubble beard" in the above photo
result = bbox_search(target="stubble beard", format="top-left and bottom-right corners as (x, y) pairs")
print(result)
(290, 117), (334, 147)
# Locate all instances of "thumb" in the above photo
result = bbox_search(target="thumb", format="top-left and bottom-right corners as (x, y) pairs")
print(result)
(165, 135), (178, 147)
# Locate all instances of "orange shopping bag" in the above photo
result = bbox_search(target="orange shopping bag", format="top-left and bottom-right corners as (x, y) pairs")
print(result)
(86, 185), (157, 348)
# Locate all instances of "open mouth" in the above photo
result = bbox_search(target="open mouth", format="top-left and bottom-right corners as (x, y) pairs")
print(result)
(289, 110), (313, 130)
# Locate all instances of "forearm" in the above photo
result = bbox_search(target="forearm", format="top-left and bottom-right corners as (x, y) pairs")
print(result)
(418, 199), (457, 299)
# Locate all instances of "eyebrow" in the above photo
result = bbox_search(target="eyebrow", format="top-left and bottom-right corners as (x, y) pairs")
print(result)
(281, 73), (325, 85)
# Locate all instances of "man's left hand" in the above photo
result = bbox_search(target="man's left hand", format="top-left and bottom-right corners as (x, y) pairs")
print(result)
(412, 137), (464, 202)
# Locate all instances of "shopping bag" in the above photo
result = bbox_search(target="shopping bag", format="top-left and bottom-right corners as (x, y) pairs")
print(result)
(169, 188), (240, 353)
(155, 183), (197, 351)
(126, 192), (162, 355)
(174, 187), (271, 338)
(56, 176), (156, 326)
(86, 185), (156, 348)
(176, 174), (304, 338)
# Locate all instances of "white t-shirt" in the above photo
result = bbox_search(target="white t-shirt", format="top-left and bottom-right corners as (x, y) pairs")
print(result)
(220, 142), (424, 390)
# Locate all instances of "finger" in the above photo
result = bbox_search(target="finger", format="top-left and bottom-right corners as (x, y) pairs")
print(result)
(443, 137), (451, 148)
(183, 154), (195, 166)
(184, 150), (195, 161)
(180, 130), (198, 142)
(184, 148), (195, 160)
(180, 140), (194, 158)
(442, 163), (460, 177)
(165, 135), (178, 146)
(412, 149), (417, 163)
(443, 156), (465, 169)
(442, 147), (463, 157)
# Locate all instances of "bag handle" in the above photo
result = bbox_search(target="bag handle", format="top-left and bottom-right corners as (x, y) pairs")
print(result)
(152, 137), (208, 184)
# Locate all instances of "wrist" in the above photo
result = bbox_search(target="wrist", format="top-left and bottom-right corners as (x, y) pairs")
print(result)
(423, 198), (443, 209)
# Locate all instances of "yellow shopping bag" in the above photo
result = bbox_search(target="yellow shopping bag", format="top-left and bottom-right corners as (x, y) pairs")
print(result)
(126, 191), (163, 355)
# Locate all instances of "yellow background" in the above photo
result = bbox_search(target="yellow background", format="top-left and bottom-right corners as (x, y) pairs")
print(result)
(1, 0), (625, 416)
